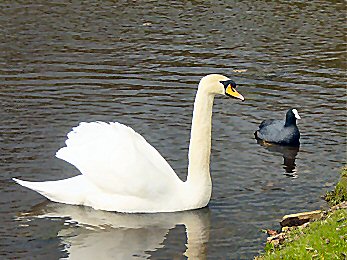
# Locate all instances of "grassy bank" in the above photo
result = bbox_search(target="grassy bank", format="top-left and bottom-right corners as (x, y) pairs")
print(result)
(256, 167), (347, 259)
(257, 209), (347, 259)
(325, 167), (347, 206)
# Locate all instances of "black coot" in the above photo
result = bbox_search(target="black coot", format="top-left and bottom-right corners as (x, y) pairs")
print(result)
(255, 109), (301, 146)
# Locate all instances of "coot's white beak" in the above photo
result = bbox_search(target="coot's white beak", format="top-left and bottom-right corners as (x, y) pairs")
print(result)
(292, 109), (301, 119)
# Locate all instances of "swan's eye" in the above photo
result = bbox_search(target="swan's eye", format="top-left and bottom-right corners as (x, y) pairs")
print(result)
(220, 79), (237, 90)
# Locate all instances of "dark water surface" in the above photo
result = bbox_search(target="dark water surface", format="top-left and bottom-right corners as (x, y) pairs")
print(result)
(1, 1), (346, 259)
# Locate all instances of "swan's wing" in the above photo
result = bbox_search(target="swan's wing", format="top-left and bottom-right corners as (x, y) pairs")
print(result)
(56, 122), (181, 198)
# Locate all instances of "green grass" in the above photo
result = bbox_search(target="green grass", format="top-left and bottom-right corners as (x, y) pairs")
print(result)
(257, 209), (347, 260)
(325, 167), (347, 206)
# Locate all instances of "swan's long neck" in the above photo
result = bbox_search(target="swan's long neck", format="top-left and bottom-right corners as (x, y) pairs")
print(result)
(186, 84), (214, 192)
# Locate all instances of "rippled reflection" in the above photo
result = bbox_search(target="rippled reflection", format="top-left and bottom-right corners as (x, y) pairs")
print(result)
(256, 140), (300, 177)
(16, 202), (210, 259)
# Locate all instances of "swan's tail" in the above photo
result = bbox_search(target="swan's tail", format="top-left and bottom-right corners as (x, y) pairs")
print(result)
(13, 178), (45, 192)
(13, 176), (89, 206)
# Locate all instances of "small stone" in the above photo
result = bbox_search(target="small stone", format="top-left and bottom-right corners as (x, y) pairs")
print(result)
(281, 210), (322, 227)
(271, 239), (280, 246)
(278, 233), (286, 243)
(282, 226), (290, 232)
(299, 222), (310, 229)
(325, 238), (330, 244)
(266, 229), (278, 236)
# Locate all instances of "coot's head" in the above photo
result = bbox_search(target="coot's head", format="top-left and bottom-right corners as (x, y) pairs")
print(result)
(285, 108), (301, 126)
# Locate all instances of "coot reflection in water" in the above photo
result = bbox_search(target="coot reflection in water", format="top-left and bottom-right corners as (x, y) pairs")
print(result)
(16, 202), (210, 259)
(256, 140), (300, 177)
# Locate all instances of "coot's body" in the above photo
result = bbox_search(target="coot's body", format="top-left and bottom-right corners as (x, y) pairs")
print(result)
(255, 109), (301, 146)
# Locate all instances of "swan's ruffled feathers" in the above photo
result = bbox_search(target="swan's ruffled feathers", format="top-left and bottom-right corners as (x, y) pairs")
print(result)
(56, 122), (181, 198)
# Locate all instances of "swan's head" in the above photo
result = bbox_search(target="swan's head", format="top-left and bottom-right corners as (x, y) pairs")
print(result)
(199, 74), (245, 101)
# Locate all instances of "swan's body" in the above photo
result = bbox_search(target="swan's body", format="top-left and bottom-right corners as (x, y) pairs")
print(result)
(13, 74), (244, 213)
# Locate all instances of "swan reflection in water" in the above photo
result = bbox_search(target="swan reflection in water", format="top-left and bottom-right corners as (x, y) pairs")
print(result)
(256, 140), (300, 177)
(16, 201), (210, 259)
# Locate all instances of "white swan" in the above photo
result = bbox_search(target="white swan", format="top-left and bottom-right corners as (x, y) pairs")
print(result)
(13, 74), (244, 213)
